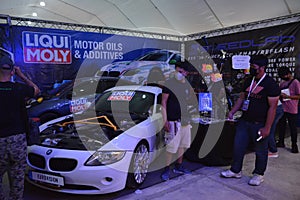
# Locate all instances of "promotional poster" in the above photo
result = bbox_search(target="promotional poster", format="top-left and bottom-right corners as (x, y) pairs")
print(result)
(0, 25), (181, 91)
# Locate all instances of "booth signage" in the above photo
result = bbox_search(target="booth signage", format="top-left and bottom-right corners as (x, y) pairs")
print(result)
(22, 31), (72, 64)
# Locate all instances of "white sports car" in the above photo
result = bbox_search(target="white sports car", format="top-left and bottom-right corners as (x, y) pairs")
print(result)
(26, 85), (165, 195)
(95, 49), (182, 78)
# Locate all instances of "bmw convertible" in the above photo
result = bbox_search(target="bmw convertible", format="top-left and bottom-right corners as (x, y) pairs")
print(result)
(26, 85), (165, 194)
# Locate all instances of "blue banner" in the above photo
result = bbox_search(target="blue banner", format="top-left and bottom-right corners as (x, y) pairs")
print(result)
(6, 26), (181, 91)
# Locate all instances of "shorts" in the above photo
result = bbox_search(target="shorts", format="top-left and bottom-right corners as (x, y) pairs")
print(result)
(165, 121), (191, 154)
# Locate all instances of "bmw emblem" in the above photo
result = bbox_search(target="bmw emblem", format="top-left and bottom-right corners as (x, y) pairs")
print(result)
(46, 149), (53, 155)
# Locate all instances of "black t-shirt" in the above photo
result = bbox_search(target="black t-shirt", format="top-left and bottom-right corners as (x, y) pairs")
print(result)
(162, 78), (190, 122)
(241, 75), (280, 123)
(0, 82), (34, 137)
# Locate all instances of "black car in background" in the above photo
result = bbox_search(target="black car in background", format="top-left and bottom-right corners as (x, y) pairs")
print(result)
(27, 77), (136, 124)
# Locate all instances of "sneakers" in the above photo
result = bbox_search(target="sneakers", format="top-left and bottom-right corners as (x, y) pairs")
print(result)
(268, 151), (279, 158)
(161, 164), (192, 181)
(248, 174), (264, 186)
(173, 164), (192, 175)
(292, 144), (299, 153)
(221, 170), (264, 186)
(161, 167), (170, 181)
(220, 169), (242, 179)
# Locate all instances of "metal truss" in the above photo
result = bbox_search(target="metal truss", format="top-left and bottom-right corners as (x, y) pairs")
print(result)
(0, 15), (183, 42)
(1, 13), (300, 42)
(185, 13), (300, 41)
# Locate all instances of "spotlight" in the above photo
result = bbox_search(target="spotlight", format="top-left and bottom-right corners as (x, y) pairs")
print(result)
(32, 12), (37, 17)
(40, 1), (46, 6)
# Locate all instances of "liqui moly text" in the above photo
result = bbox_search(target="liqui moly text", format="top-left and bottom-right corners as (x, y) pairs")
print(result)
(22, 31), (72, 64)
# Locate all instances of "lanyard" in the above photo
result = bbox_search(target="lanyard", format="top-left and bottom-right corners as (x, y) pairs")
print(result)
(247, 73), (266, 100)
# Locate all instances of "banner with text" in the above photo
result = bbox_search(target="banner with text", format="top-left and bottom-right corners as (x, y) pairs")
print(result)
(7, 26), (180, 90)
(185, 22), (300, 92)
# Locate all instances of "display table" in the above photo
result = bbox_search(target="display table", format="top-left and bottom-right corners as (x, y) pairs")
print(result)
(185, 119), (236, 166)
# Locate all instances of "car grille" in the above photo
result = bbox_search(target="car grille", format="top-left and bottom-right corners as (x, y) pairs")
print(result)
(28, 153), (46, 169)
(102, 71), (120, 77)
(49, 158), (77, 172)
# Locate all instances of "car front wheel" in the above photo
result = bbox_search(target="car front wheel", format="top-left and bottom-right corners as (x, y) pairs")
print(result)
(126, 142), (150, 188)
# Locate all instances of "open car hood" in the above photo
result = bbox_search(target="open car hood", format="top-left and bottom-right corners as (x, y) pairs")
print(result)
(38, 113), (147, 150)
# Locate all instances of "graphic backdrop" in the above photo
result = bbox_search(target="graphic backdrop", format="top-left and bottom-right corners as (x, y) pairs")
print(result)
(0, 25), (181, 91)
(185, 22), (300, 92)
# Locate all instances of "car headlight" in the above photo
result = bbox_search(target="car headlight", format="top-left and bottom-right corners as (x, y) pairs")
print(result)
(85, 151), (126, 166)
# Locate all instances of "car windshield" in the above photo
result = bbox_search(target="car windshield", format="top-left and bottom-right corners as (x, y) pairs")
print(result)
(71, 80), (99, 97)
(122, 65), (154, 76)
(95, 90), (154, 115)
(138, 51), (171, 62)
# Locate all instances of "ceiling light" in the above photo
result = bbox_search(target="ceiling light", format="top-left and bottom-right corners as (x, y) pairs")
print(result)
(32, 12), (37, 17)
(40, 1), (46, 6)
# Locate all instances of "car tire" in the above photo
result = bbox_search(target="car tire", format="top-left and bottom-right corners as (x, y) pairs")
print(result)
(40, 113), (58, 124)
(126, 142), (150, 188)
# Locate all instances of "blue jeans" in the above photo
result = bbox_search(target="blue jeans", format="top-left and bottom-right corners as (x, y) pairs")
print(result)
(230, 119), (268, 175)
(268, 105), (284, 153)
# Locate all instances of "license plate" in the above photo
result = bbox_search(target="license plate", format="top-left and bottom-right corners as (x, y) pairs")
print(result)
(29, 171), (64, 186)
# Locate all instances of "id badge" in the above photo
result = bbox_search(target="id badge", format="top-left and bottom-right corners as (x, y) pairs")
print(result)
(242, 100), (250, 111)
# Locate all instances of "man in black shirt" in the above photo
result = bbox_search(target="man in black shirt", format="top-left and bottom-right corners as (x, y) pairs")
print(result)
(160, 61), (193, 181)
(0, 55), (40, 199)
(221, 55), (280, 186)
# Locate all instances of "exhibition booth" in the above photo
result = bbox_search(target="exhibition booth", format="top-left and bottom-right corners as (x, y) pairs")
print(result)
(0, 12), (300, 196)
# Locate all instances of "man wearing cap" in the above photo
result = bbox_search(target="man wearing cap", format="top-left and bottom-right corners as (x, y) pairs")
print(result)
(0, 55), (40, 199)
(160, 61), (193, 181)
(221, 55), (280, 186)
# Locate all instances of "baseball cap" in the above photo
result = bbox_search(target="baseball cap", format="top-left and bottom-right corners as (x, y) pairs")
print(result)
(249, 55), (268, 67)
(0, 55), (14, 70)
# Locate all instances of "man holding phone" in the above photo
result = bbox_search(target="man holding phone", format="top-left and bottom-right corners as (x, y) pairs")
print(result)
(221, 55), (280, 186)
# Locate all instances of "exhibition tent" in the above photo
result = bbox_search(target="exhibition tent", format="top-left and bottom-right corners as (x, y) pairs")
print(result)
(0, 0), (300, 35)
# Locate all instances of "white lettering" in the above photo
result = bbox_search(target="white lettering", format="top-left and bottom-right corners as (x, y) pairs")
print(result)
(24, 32), (70, 48)
(26, 49), (40, 61)
(25, 49), (70, 63)
(25, 34), (34, 46)
(39, 35), (53, 48)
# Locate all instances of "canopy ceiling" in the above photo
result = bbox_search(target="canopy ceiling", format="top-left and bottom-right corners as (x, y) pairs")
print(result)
(1, 0), (300, 35)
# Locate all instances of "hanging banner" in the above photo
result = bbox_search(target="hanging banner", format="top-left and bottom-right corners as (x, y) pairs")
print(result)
(185, 22), (300, 90)
(3, 26), (181, 91)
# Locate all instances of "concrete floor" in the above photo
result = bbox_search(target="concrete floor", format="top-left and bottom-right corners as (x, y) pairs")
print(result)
(116, 132), (300, 200)
(2, 132), (300, 200)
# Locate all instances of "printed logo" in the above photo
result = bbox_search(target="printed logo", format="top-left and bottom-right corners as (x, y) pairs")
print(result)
(107, 91), (135, 101)
(46, 149), (53, 155)
(70, 98), (90, 113)
(22, 31), (72, 64)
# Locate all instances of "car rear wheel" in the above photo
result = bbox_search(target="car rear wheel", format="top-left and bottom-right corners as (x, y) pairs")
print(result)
(126, 142), (150, 188)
